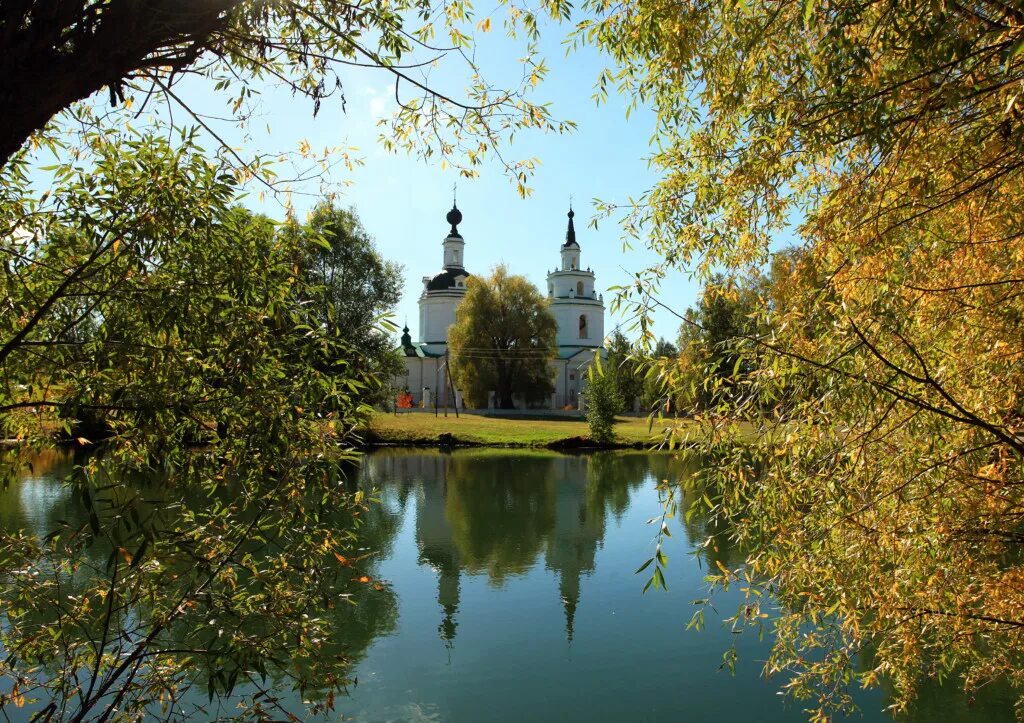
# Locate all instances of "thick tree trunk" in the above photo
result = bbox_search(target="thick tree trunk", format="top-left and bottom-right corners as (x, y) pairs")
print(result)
(497, 378), (515, 409)
(496, 363), (515, 409)
(0, 0), (240, 168)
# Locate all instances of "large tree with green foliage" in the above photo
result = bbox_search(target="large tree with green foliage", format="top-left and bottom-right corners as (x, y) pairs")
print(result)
(586, 0), (1024, 716)
(287, 202), (404, 404)
(605, 330), (643, 409)
(673, 274), (763, 409)
(449, 266), (557, 409)
(0, 128), (392, 719)
(0, 0), (575, 715)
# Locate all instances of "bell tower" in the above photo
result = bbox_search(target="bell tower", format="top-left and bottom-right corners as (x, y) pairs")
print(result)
(546, 207), (604, 350)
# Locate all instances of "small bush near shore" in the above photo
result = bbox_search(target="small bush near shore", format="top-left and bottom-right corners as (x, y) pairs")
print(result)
(585, 363), (624, 444)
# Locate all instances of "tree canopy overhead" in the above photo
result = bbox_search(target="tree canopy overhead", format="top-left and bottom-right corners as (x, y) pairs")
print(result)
(582, 0), (1024, 276)
(1, 0), (575, 193)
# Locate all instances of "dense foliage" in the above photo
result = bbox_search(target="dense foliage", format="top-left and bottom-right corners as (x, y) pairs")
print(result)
(604, 330), (643, 410)
(671, 273), (765, 410)
(287, 202), (405, 405)
(449, 266), (557, 409)
(580, 0), (1024, 717)
(606, 329), (680, 412)
(0, 126), (393, 719)
(0, 0), (573, 190)
(584, 357), (624, 443)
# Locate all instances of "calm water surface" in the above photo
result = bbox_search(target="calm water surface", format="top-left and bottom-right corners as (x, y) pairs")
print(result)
(1, 448), (1015, 721)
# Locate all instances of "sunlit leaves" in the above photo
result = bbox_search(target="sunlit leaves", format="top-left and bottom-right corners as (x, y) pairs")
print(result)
(0, 129), (391, 719)
(574, 0), (1024, 715)
(448, 265), (557, 408)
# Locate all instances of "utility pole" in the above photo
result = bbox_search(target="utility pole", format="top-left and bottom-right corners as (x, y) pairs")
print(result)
(446, 349), (460, 419)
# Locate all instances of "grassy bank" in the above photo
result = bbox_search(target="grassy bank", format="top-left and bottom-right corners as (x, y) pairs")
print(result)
(362, 412), (690, 448)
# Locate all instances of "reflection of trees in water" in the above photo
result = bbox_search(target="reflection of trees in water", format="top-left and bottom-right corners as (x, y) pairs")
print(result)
(0, 448), (80, 539)
(0, 451), (403, 717)
(362, 450), (668, 647)
(444, 454), (558, 582)
(647, 453), (739, 571)
(586, 452), (651, 521)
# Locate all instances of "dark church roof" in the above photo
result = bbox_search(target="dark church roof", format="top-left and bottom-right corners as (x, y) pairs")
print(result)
(426, 267), (471, 291)
(562, 207), (579, 249)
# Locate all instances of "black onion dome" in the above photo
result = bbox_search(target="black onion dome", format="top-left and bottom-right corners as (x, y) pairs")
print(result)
(562, 207), (579, 248)
(426, 267), (471, 291)
(446, 204), (463, 237)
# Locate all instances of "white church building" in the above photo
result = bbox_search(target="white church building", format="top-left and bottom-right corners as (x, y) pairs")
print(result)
(397, 202), (605, 409)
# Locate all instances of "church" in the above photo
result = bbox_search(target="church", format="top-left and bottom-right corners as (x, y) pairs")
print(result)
(397, 202), (606, 409)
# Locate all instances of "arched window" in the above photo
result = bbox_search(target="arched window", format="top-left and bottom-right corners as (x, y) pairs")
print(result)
(576, 281), (584, 296)
(578, 314), (588, 339)
(453, 250), (460, 264)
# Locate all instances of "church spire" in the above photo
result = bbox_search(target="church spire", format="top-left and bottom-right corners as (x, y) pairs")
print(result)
(563, 205), (578, 249)
(437, 563), (460, 649)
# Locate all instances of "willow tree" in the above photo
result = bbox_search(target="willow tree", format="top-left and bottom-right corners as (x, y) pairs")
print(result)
(0, 129), (387, 720)
(577, 0), (1024, 717)
(0, 0), (573, 718)
(449, 266), (557, 409)
(0, 0), (573, 182)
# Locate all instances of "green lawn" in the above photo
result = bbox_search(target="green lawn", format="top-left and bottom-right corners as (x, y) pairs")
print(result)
(363, 411), (691, 448)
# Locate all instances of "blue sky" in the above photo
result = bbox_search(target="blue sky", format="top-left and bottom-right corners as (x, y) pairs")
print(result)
(145, 15), (701, 342)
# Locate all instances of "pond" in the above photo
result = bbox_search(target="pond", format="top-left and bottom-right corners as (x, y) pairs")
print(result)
(0, 448), (1016, 721)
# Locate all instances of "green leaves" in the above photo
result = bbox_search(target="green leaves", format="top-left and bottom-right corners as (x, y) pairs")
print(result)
(448, 265), (557, 409)
(586, 353), (625, 443)
(0, 129), (391, 720)
(802, 0), (815, 28)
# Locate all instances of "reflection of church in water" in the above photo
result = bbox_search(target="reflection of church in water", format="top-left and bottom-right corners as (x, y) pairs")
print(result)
(380, 453), (610, 645)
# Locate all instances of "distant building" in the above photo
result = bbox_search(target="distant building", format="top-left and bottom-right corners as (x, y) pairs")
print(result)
(397, 203), (605, 409)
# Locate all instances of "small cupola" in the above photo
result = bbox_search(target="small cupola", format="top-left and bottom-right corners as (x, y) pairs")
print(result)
(442, 202), (466, 270)
(446, 203), (463, 239)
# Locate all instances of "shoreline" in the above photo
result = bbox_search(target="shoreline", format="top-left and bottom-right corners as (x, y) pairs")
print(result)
(3, 412), (685, 454)
(357, 430), (652, 451)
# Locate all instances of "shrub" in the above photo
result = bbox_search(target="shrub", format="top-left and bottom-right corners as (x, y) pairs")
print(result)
(585, 358), (624, 444)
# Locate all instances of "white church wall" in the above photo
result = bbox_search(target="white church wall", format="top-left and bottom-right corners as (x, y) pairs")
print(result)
(396, 356), (446, 405)
(442, 237), (465, 268)
(561, 248), (581, 271)
(419, 294), (462, 350)
(550, 300), (605, 348)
